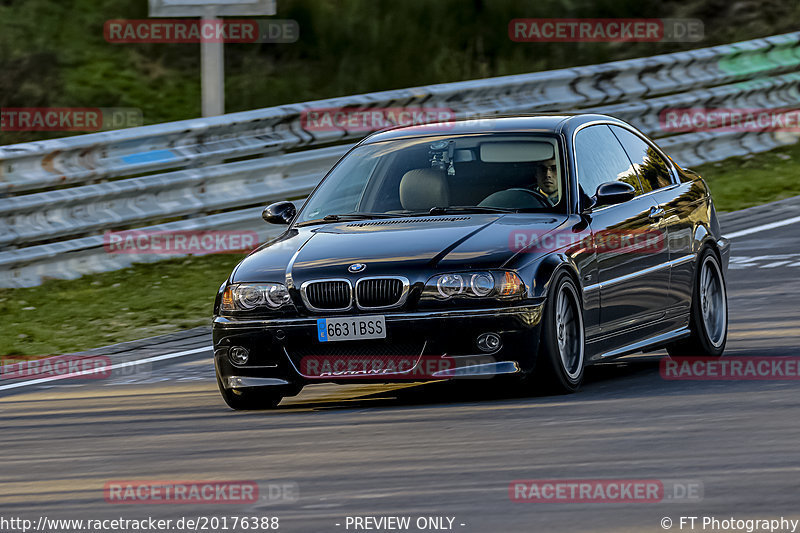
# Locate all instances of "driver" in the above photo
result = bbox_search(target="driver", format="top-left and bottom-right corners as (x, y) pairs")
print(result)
(534, 157), (560, 205)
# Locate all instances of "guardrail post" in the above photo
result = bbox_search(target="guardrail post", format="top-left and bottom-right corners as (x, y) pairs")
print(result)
(201, 6), (225, 117)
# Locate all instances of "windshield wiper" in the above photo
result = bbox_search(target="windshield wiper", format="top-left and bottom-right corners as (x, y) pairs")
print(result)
(297, 212), (411, 226)
(427, 206), (518, 215)
(322, 212), (411, 221)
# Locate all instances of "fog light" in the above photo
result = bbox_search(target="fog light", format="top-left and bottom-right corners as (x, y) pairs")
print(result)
(229, 346), (249, 365)
(476, 333), (501, 353)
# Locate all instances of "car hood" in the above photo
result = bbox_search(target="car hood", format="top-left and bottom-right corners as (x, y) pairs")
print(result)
(231, 213), (569, 283)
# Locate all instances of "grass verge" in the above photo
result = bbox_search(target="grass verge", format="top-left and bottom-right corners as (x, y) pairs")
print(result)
(2, 142), (799, 356)
(0, 255), (240, 356)
(693, 141), (800, 212)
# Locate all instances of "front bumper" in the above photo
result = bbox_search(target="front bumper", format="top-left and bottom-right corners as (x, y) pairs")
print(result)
(213, 304), (544, 388)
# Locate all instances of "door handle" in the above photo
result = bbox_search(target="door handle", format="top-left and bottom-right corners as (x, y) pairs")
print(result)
(648, 206), (665, 220)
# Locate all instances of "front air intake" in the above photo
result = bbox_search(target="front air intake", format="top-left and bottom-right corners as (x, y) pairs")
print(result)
(302, 280), (352, 311)
(356, 277), (407, 309)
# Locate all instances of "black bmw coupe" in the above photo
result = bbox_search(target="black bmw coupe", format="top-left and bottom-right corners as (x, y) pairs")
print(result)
(212, 114), (730, 409)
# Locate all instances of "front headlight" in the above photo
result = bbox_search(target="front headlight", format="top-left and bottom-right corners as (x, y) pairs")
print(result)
(221, 283), (292, 311)
(423, 271), (525, 300)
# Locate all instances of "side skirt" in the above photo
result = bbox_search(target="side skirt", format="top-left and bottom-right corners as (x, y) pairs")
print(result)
(588, 327), (691, 363)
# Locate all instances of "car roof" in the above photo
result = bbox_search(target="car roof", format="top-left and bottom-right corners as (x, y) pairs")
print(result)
(361, 113), (630, 144)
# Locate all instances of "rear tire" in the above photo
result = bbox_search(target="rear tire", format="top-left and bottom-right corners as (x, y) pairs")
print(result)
(533, 271), (585, 393)
(667, 248), (728, 358)
(216, 373), (283, 410)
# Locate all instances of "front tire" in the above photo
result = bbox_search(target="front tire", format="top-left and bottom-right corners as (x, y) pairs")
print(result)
(667, 247), (728, 357)
(534, 271), (586, 393)
(216, 373), (283, 410)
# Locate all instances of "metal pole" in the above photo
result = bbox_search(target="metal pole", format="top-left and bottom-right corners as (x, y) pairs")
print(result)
(201, 6), (224, 117)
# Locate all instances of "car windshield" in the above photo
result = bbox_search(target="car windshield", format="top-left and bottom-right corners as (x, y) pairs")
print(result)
(296, 134), (565, 224)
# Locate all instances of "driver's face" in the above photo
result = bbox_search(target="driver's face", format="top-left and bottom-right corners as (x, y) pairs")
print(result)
(536, 158), (558, 194)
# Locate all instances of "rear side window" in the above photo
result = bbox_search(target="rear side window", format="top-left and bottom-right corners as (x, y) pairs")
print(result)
(574, 125), (643, 198)
(610, 125), (674, 192)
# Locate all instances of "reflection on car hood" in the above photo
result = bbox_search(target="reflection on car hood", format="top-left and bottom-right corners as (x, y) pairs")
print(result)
(231, 214), (569, 283)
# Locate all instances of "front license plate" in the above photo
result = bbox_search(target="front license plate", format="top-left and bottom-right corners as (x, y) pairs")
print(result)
(317, 315), (386, 342)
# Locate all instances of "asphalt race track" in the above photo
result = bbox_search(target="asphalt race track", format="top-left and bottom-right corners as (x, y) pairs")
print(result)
(2, 198), (800, 533)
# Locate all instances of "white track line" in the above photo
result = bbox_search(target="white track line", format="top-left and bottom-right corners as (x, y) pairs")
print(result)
(724, 215), (800, 239)
(0, 346), (211, 392)
(761, 260), (792, 268)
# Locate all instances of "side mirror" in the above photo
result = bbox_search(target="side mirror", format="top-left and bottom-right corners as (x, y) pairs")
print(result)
(593, 181), (636, 208)
(262, 201), (296, 225)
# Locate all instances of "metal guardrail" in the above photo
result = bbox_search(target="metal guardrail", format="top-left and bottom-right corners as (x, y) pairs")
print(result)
(2, 32), (800, 287)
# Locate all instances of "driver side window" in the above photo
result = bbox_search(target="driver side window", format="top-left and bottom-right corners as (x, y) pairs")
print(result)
(575, 125), (643, 199)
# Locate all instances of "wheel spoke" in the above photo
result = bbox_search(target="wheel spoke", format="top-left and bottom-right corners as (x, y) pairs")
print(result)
(553, 284), (585, 379)
(699, 257), (727, 349)
(700, 263), (708, 293)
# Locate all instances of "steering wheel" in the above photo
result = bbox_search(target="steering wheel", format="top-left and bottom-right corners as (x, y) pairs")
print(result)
(479, 188), (551, 209)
